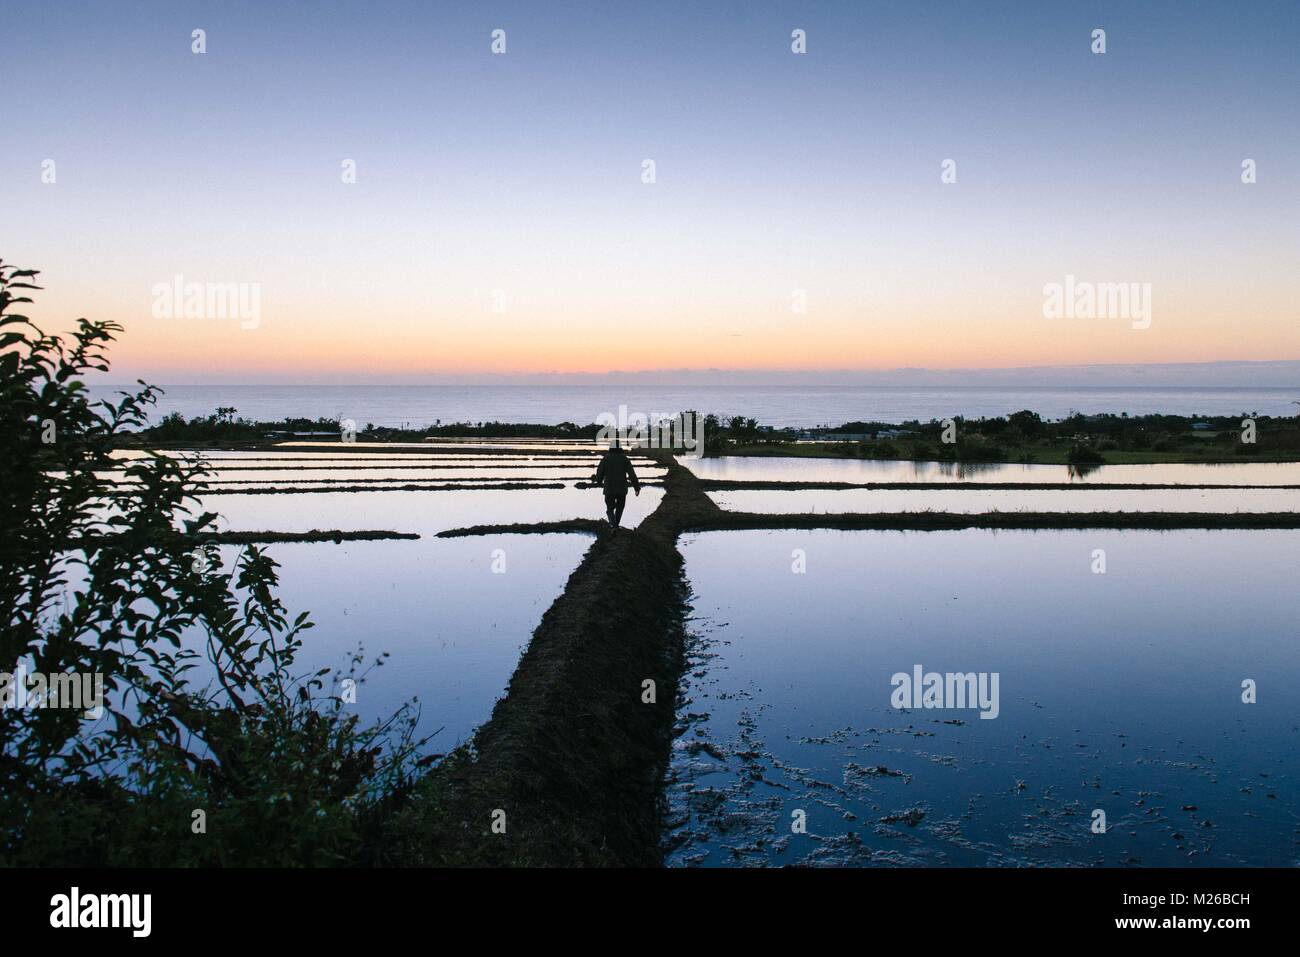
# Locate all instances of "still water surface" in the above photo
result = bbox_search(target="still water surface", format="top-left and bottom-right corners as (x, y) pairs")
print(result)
(666, 528), (1300, 866)
(713, 487), (1300, 514)
(686, 457), (1300, 486)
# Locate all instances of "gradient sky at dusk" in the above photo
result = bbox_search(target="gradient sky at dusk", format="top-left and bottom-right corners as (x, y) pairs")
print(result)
(3, 1), (1298, 382)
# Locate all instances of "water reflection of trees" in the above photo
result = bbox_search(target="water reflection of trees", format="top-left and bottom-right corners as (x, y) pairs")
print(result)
(928, 460), (1009, 480)
(914, 459), (1106, 482)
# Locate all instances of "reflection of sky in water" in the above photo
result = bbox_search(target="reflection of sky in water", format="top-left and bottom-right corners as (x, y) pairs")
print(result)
(198, 486), (663, 535)
(89, 447), (1300, 863)
(182, 455), (613, 464)
(66, 528), (593, 757)
(714, 487), (1300, 514)
(105, 452), (665, 482)
(148, 443), (661, 752)
(191, 470), (646, 484)
(113, 451), (615, 463)
(190, 458), (667, 483)
(191, 534), (592, 749)
(112, 443), (625, 457)
(179, 467), (640, 747)
(196, 468), (660, 480)
(686, 457), (1300, 486)
(667, 529), (1300, 867)
(100, 449), (657, 751)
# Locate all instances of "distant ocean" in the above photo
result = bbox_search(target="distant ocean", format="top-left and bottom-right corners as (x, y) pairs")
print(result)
(86, 384), (1300, 430)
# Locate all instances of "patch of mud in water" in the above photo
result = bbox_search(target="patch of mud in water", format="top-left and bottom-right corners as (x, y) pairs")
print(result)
(663, 629), (1298, 867)
(662, 619), (1164, 867)
(662, 530), (1300, 867)
(666, 620), (929, 866)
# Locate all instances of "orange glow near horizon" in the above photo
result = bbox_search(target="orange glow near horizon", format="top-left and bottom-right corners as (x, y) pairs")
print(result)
(24, 277), (1295, 382)
(6, 2), (1299, 385)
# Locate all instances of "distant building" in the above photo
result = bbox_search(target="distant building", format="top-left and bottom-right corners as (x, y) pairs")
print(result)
(813, 428), (915, 442)
(1191, 422), (1212, 430)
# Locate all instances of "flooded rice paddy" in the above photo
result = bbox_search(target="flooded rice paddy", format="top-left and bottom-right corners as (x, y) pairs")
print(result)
(712, 487), (1300, 514)
(665, 528), (1300, 866)
(114, 447), (1299, 864)
(686, 456), (1300, 486)
(135, 444), (662, 747)
(206, 534), (591, 748)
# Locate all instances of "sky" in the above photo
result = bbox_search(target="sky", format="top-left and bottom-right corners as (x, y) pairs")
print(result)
(3, 1), (1298, 383)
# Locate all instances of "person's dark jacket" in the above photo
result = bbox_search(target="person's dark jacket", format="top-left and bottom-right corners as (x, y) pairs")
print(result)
(595, 448), (640, 495)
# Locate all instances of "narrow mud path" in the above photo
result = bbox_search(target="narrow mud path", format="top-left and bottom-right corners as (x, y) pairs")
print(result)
(680, 510), (1300, 531)
(699, 479), (1300, 491)
(387, 455), (718, 865)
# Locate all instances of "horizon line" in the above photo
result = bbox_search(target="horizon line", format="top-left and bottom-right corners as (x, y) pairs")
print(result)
(91, 357), (1300, 389)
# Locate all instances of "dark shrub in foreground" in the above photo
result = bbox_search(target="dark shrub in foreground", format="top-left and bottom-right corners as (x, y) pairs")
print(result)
(0, 261), (426, 866)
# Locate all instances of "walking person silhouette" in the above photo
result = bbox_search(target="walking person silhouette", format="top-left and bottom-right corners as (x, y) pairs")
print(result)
(593, 439), (641, 528)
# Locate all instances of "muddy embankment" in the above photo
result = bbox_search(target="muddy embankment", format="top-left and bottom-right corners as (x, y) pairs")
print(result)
(70, 529), (419, 549)
(386, 457), (718, 866)
(698, 479), (1300, 491)
(205, 482), (570, 494)
(681, 511), (1300, 531)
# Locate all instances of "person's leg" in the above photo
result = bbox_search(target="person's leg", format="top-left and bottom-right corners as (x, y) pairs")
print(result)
(604, 490), (619, 526)
(611, 491), (627, 527)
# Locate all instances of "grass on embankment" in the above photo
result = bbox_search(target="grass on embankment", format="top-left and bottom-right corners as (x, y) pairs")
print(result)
(437, 510), (1300, 539)
(384, 524), (689, 866)
(720, 442), (1300, 466)
(200, 529), (420, 543)
(437, 519), (609, 537)
(683, 511), (1300, 532)
(382, 454), (714, 866)
(200, 482), (568, 494)
(72, 529), (420, 547)
(696, 479), (1300, 491)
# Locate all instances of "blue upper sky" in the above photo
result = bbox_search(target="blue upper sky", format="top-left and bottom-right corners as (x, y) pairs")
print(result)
(4, 1), (1298, 381)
